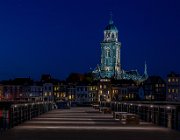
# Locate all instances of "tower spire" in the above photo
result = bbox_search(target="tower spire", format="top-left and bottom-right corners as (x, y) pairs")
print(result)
(109, 11), (113, 24)
(144, 61), (148, 76)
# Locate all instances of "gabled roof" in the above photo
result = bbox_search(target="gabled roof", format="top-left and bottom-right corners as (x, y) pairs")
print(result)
(144, 76), (166, 84)
(167, 72), (180, 77)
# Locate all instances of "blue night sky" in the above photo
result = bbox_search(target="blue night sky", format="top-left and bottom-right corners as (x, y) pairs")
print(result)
(0, 0), (179, 80)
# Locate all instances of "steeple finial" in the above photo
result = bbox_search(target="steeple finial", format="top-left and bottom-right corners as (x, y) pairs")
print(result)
(144, 61), (148, 76)
(109, 11), (113, 24)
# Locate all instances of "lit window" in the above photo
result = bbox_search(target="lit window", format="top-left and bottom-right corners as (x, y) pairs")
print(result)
(68, 95), (71, 100)
(100, 90), (102, 94)
(106, 49), (111, 57)
(172, 79), (175, 82)
(176, 79), (179, 82)
(172, 89), (175, 93)
(168, 79), (171, 82)
(168, 89), (171, 93)
(155, 84), (158, 87)
(100, 85), (102, 89)
(104, 85), (106, 89)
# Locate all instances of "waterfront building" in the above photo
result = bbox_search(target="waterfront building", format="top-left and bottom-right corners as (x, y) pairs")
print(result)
(75, 83), (91, 104)
(53, 83), (61, 101)
(0, 78), (33, 101)
(66, 83), (76, 104)
(43, 83), (54, 101)
(97, 79), (112, 102)
(111, 79), (139, 101)
(88, 82), (98, 103)
(28, 82), (43, 102)
(167, 72), (180, 101)
(143, 76), (166, 101)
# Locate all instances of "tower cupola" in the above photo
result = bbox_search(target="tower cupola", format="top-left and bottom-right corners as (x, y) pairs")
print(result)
(104, 17), (118, 42)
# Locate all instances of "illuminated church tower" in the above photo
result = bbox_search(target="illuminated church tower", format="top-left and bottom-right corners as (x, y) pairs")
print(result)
(100, 17), (121, 78)
(93, 16), (148, 82)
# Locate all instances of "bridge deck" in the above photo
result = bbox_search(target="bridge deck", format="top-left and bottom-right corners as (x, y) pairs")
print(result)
(1, 107), (180, 140)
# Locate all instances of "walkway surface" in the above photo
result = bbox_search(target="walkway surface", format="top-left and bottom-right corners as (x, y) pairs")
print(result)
(1, 107), (180, 140)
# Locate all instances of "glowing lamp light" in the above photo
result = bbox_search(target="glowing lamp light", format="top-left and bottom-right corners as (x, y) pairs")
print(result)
(166, 106), (171, 109)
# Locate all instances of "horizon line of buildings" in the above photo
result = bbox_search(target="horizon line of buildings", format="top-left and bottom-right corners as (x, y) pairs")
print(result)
(0, 71), (179, 103)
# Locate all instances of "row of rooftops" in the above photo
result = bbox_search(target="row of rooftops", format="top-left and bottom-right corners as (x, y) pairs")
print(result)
(0, 72), (179, 87)
(167, 72), (180, 77)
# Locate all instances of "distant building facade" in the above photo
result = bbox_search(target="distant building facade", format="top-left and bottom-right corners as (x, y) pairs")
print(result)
(111, 79), (139, 101)
(2, 72), (180, 103)
(143, 76), (166, 101)
(28, 82), (43, 102)
(167, 72), (180, 101)
(75, 83), (91, 104)
(98, 79), (112, 102)
(97, 79), (140, 102)
(88, 83), (98, 103)
(43, 83), (53, 101)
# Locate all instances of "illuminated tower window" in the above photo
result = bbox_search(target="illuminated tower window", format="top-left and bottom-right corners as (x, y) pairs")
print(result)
(106, 49), (111, 57)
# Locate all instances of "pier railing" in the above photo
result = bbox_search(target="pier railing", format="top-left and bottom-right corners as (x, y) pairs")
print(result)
(0, 101), (55, 133)
(100, 101), (180, 131)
